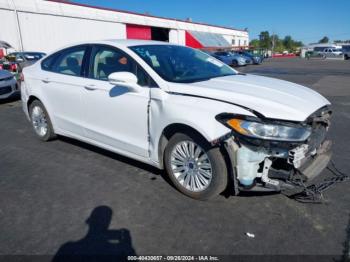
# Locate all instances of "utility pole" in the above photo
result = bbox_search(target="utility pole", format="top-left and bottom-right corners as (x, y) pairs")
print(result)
(10, 0), (24, 51)
(271, 32), (275, 57)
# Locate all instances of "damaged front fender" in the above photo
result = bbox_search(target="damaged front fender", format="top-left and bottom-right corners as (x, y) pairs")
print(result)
(219, 106), (332, 194)
(223, 135), (332, 194)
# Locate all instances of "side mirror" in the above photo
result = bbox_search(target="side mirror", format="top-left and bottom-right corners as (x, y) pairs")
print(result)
(108, 72), (140, 92)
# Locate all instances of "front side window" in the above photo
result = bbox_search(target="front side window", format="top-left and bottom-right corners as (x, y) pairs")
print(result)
(130, 45), (236, 83)
(89, 46), (152, 87)
(52, 47), (86, 76)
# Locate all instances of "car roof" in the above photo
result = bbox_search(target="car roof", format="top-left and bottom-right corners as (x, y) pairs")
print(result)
(89, 39), (176, 47)
(45, 40), (180, 57)
(9, 52), (46, 55)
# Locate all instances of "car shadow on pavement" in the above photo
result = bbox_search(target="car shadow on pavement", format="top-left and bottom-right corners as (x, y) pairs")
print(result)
(59, 136), (278, 199)
(52, 206), (137, 262)
(58, 136), (174, 186)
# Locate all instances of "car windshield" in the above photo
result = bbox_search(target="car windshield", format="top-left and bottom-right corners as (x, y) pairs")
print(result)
(130, 45), (236, 83)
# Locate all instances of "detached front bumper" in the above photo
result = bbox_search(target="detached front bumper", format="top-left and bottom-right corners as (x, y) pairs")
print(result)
(224, 137), (332, 194)
(298, 140), (332, 181)
(220, 106), (333, 194)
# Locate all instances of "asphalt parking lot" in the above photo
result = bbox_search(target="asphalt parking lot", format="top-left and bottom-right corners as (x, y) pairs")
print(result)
(0, 58), (349, 260)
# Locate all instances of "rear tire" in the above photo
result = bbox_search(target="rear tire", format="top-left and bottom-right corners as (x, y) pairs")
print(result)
(164, 132), (228, 200)
(29, 100), (56, 141)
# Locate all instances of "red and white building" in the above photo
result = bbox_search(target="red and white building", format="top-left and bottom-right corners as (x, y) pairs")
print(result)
(0, 0), (249, 53)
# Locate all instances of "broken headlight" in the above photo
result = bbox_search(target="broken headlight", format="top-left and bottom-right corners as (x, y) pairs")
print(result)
(217, 116), (311, 142)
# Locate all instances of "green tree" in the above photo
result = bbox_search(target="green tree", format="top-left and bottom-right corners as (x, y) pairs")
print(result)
(294, 41), (304, 47)
(283, 35), (293, 50)
(259, 31), (271, 49)
(319, 36), (329, 43)
(249, 39), (260, 48)
(271, 35), (285, 53)
(249, 31), (304, 53)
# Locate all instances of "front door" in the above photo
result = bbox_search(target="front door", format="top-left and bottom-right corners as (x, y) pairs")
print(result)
(81, 45), (152, 158)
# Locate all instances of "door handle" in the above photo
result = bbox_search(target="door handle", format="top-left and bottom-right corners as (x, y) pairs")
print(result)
(84, 84), (97, 91)
(42, 78), (50, 83)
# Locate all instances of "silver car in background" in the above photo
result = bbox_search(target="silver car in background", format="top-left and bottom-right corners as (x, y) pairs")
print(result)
(211, 51), (250, 67)
(0, 70), (18, 99)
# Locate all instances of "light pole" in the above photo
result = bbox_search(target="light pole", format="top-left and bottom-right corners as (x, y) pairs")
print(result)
(271, 33), (275, 57)
(10, 0), (24, 51)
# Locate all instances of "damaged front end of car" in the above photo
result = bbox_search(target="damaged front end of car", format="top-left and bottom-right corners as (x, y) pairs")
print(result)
(215, 106), (332, 194)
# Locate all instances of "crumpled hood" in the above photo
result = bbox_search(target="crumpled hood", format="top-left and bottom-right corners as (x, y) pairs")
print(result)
(167, 74), (330, 122)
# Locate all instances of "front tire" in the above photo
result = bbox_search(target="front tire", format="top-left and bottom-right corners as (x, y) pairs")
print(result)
(164, 132), (228, 200)
(29, 100), (56, 141)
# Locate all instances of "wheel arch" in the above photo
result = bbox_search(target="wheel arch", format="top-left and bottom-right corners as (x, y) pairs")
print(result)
(27, 95), (41, 110)
(26, 95), (57, 132)
(157, 123), (213, 169)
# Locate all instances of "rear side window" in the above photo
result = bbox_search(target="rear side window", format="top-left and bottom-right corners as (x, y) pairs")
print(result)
(53, 47), (86, 76)
(41, 53), (60, 71)
(41, 46), (87, 76)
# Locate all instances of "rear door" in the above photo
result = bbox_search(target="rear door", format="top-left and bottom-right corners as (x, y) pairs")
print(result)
(39, 45), (89, 136)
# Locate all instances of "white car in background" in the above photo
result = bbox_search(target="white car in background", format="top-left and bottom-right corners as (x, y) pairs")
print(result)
(0, 69), (18, 99)
(21, 40), (332, 200)
(322, 48), (343, 57)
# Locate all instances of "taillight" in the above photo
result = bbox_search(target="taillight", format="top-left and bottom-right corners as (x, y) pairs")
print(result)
(0, 64), (3, 70)
(10, 63), (18, 72)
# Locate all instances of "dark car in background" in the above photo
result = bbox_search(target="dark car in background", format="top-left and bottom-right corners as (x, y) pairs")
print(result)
(342, 45), (350, 60)
(0, 52), (46, 82)
(7, 52), (46, 70)
(0, 69), (18, 99)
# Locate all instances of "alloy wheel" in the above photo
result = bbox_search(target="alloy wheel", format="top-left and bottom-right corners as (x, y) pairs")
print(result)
(170, 141), (213, 192)
(31, 106), (48, 137)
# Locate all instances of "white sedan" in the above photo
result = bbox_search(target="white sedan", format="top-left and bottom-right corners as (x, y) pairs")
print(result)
(21, 40), (332, 200)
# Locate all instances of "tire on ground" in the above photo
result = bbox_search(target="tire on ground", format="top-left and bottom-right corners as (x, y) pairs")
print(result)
(164, 132), (228, 200)
(29, 100), (56, 141)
